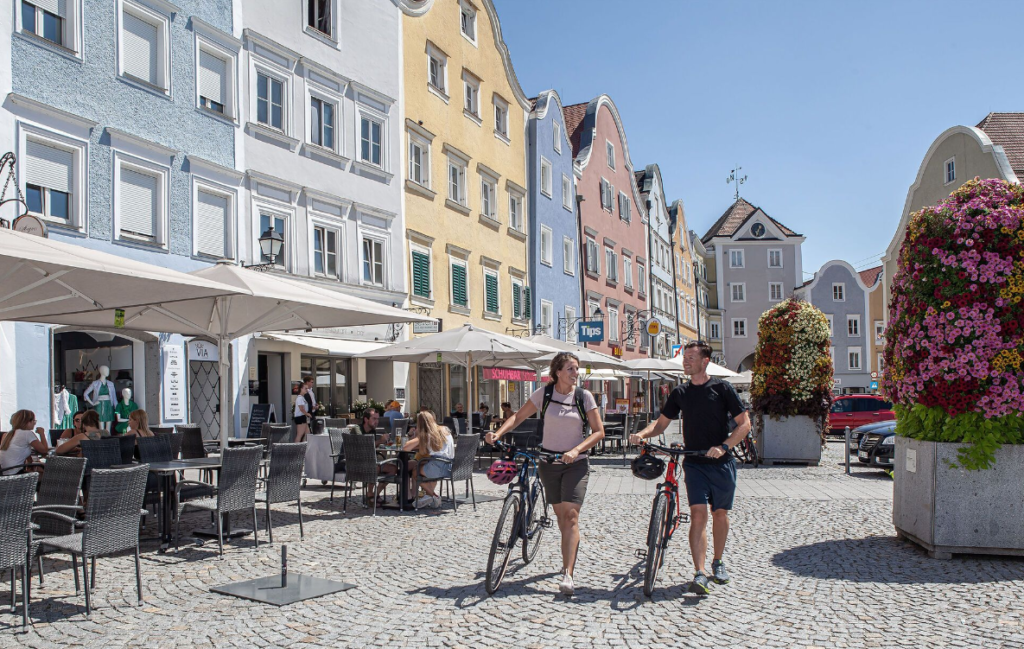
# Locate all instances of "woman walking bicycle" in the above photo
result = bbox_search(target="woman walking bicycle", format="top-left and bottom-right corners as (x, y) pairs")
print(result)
(486, 352), (604, 596)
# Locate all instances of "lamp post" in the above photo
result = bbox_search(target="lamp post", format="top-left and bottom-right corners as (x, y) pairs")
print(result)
(242, 226), (284, 272)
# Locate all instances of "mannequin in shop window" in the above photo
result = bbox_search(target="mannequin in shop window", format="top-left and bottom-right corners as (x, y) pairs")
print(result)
(83, 365), (116, 432)
(113, 388), (138, 436)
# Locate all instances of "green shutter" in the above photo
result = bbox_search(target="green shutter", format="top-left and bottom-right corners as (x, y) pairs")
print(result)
(485, 274), (498, 313)
(412, 251), (430, 298)
(452, 264), (467, 307)
(513, 283), (522, 319)
(524, 286), (532, 319)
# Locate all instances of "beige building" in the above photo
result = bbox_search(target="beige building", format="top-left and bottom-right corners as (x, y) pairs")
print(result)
(859, 266), (884, 381)
(669, 200), (698, 345)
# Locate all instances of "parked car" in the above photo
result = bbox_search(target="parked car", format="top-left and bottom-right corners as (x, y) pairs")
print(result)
(828, 395), (895, 434)
(847, 421), (896, 452)
(857, 421), (896, 467)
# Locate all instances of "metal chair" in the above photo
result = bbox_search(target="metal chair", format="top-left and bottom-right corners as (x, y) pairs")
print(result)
(339, 433), (399, 516)
(327, 427), (346, 503)
(35, 465), (149, 616)
(256, 443), (306, 543)
(174, 446), (262, 556)
(31, 457), (87, 586)
(1, 473), (38, 629)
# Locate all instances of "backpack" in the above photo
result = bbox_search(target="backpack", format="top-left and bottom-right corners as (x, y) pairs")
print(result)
(540, 383), (590, 437)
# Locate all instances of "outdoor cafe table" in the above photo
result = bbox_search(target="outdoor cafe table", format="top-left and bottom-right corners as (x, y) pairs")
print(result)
(378, 445), (415, 512)
(147, 458), (222, 551)
(303, 434), (335, 483)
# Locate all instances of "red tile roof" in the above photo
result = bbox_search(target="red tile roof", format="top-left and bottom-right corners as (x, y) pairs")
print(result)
(701, 197), (799, 242)
(859, 265), (883, 288)
(976, 113), (1024, 178)
(562, 102), (588, 156)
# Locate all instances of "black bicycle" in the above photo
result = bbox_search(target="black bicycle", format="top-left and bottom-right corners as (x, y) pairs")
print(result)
(635, 442), (708, 597)
(485, 441), (561, 595)
(730, 431), (759, 467)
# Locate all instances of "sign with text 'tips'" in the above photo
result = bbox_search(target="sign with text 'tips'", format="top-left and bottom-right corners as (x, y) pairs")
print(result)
(577, 320), (605, 343)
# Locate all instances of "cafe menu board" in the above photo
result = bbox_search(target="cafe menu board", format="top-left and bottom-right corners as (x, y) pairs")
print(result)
(162, 346), (185, 420)
(246, 403), (277, 439)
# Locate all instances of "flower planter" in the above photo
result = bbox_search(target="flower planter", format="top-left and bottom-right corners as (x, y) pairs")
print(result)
(893, 436), (1024, 559)
(753, 414), (821, 466)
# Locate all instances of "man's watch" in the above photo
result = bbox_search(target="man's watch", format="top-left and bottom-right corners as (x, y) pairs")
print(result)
(720, 443), (730, 453)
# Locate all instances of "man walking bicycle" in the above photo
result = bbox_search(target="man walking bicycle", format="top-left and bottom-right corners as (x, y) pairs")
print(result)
(629, 341), (750, 595)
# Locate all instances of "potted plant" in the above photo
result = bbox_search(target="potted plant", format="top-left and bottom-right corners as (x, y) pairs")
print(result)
(884, 178), (1024, 559)
(750, 298), (833, 465)
(351, 398), (388, 421)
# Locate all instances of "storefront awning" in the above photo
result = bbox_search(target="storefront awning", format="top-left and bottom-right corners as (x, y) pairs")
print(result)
(261, 333), (388, 357)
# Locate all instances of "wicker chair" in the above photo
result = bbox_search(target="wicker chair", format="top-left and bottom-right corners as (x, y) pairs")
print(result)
(323, 418), (348, 429)
(391, 418), (410, 441)
(80, 439), (121, 474)
(178, 425), (206, 460)
(422, 434), (479, 512)
(117, 435), (137, 464)
(31, 456), (86, 586)
(167, 432), (184, 460)
(150, 427), (173, 436)
(340, 433), (399, 516)
(327, 427), (346, 503)
(266, 425), (293, 453)
(34, 465), (149, 616)
(137, 437), (211, 514)
(0, 473), (38, 629)
(174, 446), (262, 556)
(256, 443), (306, 543)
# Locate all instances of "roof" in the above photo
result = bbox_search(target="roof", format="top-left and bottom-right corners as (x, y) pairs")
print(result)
(859, 265), (883, 288)
(562, 102), (588, 155)
(634, 170), (649, 197)
(701, 197), (799, 242)
(976, 113), (1024, 178)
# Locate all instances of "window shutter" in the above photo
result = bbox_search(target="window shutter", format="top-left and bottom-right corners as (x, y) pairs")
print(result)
(412, 251), (430, 298)
(485, 274), (498, 313)
(199, 50), (226, 105)
(122, 12), (159, 85)
(452, 264), (467, 306)
(34, 0), (66, 16)
(26, 141), (72, 192)
(513, 284), (521, 319)
(119, 168), (157, 238)
(524, 286), (531, 319)
(196, 191), (228, 257)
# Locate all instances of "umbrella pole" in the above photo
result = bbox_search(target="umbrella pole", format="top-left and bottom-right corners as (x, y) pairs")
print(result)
(467, 352), (473, 439)
(219, 334), (230, 451)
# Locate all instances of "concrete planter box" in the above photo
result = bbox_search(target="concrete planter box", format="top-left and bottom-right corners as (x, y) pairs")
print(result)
(893, 436), (1024, 559)
(753, 414), (821, 466)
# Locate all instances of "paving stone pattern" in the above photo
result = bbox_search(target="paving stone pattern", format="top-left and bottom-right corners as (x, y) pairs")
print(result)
(5, 441), (1024, 648)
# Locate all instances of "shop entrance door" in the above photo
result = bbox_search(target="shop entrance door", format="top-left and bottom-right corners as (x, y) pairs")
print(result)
(417, 362), (444, 416)
(189, 360), (219, 440)
(257, 352), (285, 425)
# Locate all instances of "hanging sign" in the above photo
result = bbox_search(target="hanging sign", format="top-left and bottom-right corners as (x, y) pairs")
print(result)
(114, 309), (125, 329)
(436, 352), (443, 363)
(188, 340), (219, 362)
(578, 320), (604, 342)
(483, 367), (536, 382)
(162, 346), (186, 420)
(414, 319), (441, 334)
(646, 319), (661, 336)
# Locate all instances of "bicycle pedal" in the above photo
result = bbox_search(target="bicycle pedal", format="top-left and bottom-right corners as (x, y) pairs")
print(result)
(634, 548), (647, 559)
(539, 517), (554, 529)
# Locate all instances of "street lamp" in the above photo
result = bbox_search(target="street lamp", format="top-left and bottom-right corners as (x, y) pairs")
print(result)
(243, 226), (284, 272)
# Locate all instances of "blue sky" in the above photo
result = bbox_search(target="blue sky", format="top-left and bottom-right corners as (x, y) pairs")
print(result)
(492, 0), (1024, 279)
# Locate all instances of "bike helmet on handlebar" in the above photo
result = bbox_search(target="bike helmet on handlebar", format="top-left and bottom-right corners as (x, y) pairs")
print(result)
(487, 460), (518, 485)
(631, 451), (665, 480)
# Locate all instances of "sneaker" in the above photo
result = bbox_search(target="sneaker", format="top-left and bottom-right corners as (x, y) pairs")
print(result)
(688, 571), (711, 596)
(711, 560), (730, 584)
(415, 494), (435, 508)
(559, 572), (575, 596)
(432, 495), (442, 508)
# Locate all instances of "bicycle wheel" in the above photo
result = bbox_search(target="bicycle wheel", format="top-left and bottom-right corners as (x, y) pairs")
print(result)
(485, 492), (521, 595)
(521, 480), (548, 564)
(643, 491), (670, 597)
(748, 436), (759, 468)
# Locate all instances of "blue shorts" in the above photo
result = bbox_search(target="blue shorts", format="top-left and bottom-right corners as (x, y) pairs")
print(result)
(682, 459), (737, 511)
(420, 458), (451, 481)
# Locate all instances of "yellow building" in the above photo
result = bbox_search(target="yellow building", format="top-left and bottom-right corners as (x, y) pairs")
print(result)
(861, 266), (885, 382)
(400, 0), (531, 413)
(669, 200), (699, 345)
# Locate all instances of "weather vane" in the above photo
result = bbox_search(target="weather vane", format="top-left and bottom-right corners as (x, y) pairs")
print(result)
(726, 166), (747, 200)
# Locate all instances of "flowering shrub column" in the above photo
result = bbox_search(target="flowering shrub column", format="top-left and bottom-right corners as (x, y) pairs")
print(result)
(750, 299), (833, 435)
(883, 178), (1024, 469)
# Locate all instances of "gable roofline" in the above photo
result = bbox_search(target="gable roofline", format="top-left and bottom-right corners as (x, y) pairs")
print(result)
(729, 206), (801, 241)
(701, 197), (800, 243)
(859, 265), (883, 290)
(800, 259), (872, 295)
(531, 89), (575, 152)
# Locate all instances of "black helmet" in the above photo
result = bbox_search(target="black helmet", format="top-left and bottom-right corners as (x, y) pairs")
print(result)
(631, 452), (665, 480)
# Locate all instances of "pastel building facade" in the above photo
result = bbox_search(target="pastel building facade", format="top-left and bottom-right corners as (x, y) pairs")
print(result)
(635, 164), (677, 357)
(670, 200), (699, 345)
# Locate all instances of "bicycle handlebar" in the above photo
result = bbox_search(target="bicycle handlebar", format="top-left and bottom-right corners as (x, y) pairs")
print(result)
(641, 441), (709, 457)
(492, 440), (563, 463)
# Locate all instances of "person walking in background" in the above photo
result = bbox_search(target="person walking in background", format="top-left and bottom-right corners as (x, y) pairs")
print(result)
(294, 381), (312, 443)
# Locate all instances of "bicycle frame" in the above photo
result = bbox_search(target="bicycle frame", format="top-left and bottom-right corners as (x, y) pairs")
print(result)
(501, 445), (559, 542)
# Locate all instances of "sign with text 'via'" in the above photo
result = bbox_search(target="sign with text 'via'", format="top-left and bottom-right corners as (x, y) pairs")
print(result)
(578, 320), (604, 343)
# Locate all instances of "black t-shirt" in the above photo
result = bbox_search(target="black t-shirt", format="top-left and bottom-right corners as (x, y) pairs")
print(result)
(660, 377), (745, 464)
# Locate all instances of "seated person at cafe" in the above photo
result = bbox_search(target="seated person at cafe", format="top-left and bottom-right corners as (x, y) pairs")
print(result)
(127, 409), (155, 438)
(407, 411), (454, 509)
(492, 402), (514, 426)
(55, 410), (106, 456)
(1, 409), (49, 475)
(59, 411), (86, 441)
(476, 403), (489, 418)
(451, 403), (467, 419)
(382, 400), (404, 425)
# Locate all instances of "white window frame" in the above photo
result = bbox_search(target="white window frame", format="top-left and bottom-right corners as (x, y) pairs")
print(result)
(18, 0), (84, 56)
(874, 320), (885, 344)
(606, 140), (615, 169)
(409, 242), (432, 301)
(848, 346), (862, 371)
(191, 177), (236, 260)
(710, 321), (721, 340)
(311, 222), (342, 280)
(479, 172), (497, 222)
(729, 249), (744, 268)
(252, 64), (290, 134)
(637, 263), (646, 295)
(540, 300), (554, 336)
(426, 41), (449, 99)
(356, 103), (388, 171)
(482, 267), (500, 316)
(253, 204), (291, 271)
(449, 256), (469, 310)
(623, 256), (633, 289)
(825, 314), (834, 337)
(493, 94), (509, 142)
(511, 277), (525, 320)
(847, 314), (861, 337)
(731, 283), (746, 303)
(732, 318), (747, 338)
(459, 0), (477, 45)
(832, 283), (845, 301)
(562, 174), (572, 211)
(608, 307), (620, 342)
(585, 236), (599, 274)
(618, 191), (631, 222)
(540, 157), (552, 197)
(877, 352), (885, 374)
(768, 248), (783, 268)
(305, 0), (340, 44)
(447, 154), (467, 206)
(194, 27), (240, 122)
(18, 125), (88, 232)
(117, 0), (171, 94)
(361, 235), (387, 288)
(508, 188), (525, 233)
(605, 248), (617, 283)
(553, 122), (561, 153)
(944, 156), (956, 185)
(112, 151), (169, 248)
(769, 281), (783, 302)
(407, 130), (431, 189)
(462, 70), (481, 123)
(540, 225), (553, 267)
(307, 90), (340, 154)
(564, 306), (577, 343)
(563, 236), (575, 276)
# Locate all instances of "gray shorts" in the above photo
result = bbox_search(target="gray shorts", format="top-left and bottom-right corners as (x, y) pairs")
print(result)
(420, 458), (451, 481)
(537, 457), (589, 506)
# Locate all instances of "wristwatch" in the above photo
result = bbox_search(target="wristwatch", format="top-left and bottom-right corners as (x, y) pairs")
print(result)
(720, 443), (730, 453)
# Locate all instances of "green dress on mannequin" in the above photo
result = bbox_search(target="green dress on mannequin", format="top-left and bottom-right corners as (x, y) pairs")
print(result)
(113, 398), (138, 435)
(96, 383), (115, 424)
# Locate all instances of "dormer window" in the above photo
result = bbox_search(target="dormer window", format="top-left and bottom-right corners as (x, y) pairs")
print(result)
(459, 1), (477, 44)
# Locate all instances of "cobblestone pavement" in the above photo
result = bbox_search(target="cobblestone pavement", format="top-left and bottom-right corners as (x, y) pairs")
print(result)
(5, 441), (1024, 648)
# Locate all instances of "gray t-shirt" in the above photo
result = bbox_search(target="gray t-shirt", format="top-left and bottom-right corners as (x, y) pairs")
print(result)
(529, 386), (599, 453)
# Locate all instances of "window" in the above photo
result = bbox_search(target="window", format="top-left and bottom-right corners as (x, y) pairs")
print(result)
(599, 179), (611, 211)
(825, 314), (834, 337)
(731, 283), (745, 302)
(197, 48), (229, 115)
(606, 141), (615, 169)
(426, 43), (448, 95)
(493, 96), (509, 139)
(618, 192), (631, 222)
(562, 174), (572, 210)
(606, 249), (618, 282)
(623, 257), (633, 289)
(362, 238), (384, 286)
(450, 260), (468, 308)
(553, 123), (561, 153)
(565, 306), (577, 343)
(447, 156), (466, 204)
(563, 237), (574, 275)
(259, 213), (286, 267)
(732, 319), (747, 338)
(585, 237), (599, 274)
(257, 72), (284, 130)
(462, 71), (480, 120)
(195, 189), (231, 259)
(877, 353), (885, 374)
(119, 3), (169, 91)
(609, 308), (619, 342)
(540, 301), (553, 336)
(768, 249), (782, 268)
(638, 264), (646, 295)
(512, 279), (525, 319)
(411, 248), (431, 299)
(848, 347), (862, 371)
(729, 249), (744, 268)
(483, 270), (499, 315)
(310, 97), (336, 150)
(945, 157), (955, 184)
(459, 0), (476, 43)
(313, 226), (339, 278)
(769, 282), (784, 301)
(479, 175), (496, 220)
(710, 321), (721, 340)
(118, 166), (160, 242)
(508, 191), (524, 232)
(540, 226), (553, 266)
(24, 140), (73, 223)
(360, 116), (383, 167)
(847, 315), (860, 337)
(408, 135), (429, 187)
(874, 320), (885, 343)
(832, 283), (845, 301)
(21, 0), (65, 47)
(540, 158), (552, 197)
(308, 0), (332, 37)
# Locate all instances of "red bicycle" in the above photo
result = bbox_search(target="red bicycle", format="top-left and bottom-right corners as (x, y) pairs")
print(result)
(635, 442), (707, 597)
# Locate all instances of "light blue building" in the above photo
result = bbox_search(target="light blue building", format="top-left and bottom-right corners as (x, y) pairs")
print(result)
(527, 90), (579, 340)
(1, 0), (238, 431)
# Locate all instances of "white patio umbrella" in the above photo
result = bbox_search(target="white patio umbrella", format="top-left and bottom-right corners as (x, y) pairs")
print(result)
(707, 361), (742, 378)
(36, 261), (435, 447)
(356, 323), (549, 437)
(523, 334), (627, 371)
(623, 357), (687, 413)
(725, 369), (752, 386)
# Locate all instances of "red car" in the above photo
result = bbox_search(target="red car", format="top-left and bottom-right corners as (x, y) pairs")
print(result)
(828, 395), (895, 434)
